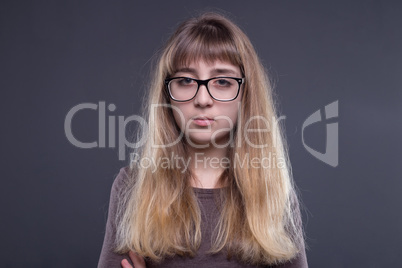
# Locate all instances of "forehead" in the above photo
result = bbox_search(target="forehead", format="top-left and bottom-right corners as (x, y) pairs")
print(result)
(166, 36), (243, 76)
(175, 60), (241, 76)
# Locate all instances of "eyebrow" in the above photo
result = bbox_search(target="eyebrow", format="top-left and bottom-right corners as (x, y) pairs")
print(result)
(175, 67), (239, 77)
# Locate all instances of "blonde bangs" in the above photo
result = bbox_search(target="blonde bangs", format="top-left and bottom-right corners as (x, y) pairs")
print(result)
(165, 20), (243, 76)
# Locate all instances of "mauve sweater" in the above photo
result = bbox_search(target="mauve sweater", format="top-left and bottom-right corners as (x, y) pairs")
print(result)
(98, 167), (308, 268)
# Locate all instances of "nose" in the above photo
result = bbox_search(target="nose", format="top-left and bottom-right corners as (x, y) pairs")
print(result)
(193, 84), (213, 107)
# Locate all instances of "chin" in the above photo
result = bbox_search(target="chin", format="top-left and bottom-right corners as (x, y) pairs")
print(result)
(185, 134), (232, 148)
(185, 136), (213, 147)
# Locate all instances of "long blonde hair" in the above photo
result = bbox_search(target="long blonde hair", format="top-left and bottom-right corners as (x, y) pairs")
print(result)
(115, 12), (304, 265)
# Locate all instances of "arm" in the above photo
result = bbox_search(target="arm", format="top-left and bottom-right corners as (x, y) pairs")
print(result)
(98, 167), (134, 268)
(276, 192), (309, 268)
(275, 240), (308, 268)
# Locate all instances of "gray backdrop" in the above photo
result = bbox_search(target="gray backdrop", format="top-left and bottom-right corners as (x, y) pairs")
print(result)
(1, 0), (401, 267)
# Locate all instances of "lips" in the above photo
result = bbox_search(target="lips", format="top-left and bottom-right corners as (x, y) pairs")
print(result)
(192, 115), (215, 126)
(193, 115), (214, 120)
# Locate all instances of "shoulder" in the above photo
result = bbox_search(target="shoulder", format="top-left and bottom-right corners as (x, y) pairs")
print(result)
(110, 166), (132, 199)
(114, 165), (132, 185)
(106, 166), (134, 222)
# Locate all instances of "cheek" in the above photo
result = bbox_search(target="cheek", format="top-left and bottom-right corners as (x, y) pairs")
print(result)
(221, 103), (241, 127)
(171, 104), (187, 131)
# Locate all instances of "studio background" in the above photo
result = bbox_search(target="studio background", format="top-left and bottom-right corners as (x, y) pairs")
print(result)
(1, 1), (401, 267)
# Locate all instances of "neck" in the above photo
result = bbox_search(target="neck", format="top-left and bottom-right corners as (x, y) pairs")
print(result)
(187, 143), (230, 189)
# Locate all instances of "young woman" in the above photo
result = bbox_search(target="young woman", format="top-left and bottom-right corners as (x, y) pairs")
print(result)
(98, 12), (308, 268)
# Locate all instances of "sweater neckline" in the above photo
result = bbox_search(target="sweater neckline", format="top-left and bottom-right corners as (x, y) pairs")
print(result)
(192, 187), (226, 198)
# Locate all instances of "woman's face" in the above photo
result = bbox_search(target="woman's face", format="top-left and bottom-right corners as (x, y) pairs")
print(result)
(169, 59), (243, 148)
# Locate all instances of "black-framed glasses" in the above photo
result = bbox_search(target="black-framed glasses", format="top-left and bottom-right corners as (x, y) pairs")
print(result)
(164, 76), (244, 102)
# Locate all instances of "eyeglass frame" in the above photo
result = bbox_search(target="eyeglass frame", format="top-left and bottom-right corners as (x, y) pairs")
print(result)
(164, 76), (245, 102)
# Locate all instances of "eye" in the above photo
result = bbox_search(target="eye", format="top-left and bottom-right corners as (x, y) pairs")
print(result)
(214, 78), (233, 87)
(177, 77), (195, 86)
